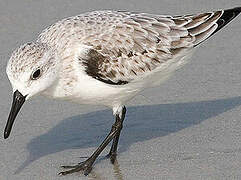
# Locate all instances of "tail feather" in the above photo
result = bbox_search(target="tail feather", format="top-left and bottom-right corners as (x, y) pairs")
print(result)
(213, 7), (241, 35)
(172, 7), (241, 47)
(191, 7), (241, 46)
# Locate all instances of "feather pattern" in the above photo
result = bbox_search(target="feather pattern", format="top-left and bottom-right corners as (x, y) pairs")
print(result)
(37, 8), (240, 85)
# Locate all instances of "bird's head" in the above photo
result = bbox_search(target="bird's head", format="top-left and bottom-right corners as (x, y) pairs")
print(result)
(4, 42), (59, 139)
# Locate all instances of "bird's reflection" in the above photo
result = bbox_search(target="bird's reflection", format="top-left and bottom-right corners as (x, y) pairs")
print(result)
(113, 160), (124, 180)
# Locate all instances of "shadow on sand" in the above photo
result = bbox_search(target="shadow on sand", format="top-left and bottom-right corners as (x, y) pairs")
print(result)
(15, 96), (241, 175)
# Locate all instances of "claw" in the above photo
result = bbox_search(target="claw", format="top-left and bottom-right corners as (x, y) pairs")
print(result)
(106, 152), (117, 164)
(59, 160), (93, 176)
(84, 166), (92, 176)
(79, 156), (89, 159)
(110, 153), (117, 164)
(61, 165), (79, 169)
(59, 166), (82, 176)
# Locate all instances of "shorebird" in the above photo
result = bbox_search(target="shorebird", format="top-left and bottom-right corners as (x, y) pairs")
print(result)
(4, 7), (241, 176)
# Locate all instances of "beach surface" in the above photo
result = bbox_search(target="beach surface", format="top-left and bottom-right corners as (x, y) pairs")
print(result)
(1, 0), (241, 179)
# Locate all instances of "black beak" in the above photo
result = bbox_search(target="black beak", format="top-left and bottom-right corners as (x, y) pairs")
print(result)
(4, 90), (27, 139)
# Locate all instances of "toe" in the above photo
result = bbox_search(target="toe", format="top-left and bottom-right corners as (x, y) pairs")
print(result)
(61, 165), (78, 169)
(110, 153), (117, 164)
(59, 166), (82, 176)
(84, 166), (92, 176)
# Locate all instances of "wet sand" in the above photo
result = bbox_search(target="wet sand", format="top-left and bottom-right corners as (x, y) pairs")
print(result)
(0, 0), (241, 179)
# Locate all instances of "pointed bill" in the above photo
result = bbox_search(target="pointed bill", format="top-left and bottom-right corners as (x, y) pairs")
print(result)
(4, 90), (26, 139)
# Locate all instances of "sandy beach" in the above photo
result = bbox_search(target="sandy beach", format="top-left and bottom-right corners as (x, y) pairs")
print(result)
(1, 0), (241, 179)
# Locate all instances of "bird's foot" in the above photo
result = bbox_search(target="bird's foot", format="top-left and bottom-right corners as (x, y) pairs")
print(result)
(59, 159), (93, 176)
(106, 152), (117, 164)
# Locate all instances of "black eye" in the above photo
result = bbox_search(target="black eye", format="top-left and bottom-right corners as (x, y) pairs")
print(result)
(31, 69), (42, 80)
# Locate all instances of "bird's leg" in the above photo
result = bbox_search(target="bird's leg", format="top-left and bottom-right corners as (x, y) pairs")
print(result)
(107, 106), (126, 164)
(59, 106), (126, 176)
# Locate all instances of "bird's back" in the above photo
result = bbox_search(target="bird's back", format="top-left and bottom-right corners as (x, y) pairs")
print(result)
(37, 8), (241, 87)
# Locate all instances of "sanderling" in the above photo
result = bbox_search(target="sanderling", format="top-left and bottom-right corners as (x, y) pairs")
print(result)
(4, 7), (241, 176)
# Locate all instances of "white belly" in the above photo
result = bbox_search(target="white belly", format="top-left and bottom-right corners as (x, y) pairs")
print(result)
(42, 72), (140, 108)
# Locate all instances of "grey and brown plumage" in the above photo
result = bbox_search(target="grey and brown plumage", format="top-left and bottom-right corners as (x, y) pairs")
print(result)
(37, 7), (241, 85)
(5, 7), (241, 176)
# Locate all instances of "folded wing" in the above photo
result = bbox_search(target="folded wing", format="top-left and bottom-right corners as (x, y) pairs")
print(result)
(45, 8), (241, 85)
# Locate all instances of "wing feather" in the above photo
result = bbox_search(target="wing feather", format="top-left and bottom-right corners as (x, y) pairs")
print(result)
(37, 8), (241, 85)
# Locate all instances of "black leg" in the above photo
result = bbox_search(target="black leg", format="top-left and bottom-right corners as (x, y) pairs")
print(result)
(59, 106), (126, 176)
(107, 106), (126, 164)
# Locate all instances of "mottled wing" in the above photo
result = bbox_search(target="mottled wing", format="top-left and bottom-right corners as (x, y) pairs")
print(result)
(78, 11), (191, 85)
(78, 8), (240, 85)
(38, 8), (241, 85)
